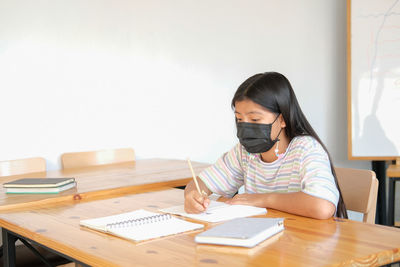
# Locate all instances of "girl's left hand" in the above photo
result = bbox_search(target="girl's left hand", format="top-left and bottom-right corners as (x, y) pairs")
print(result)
(225, 193), (265, 207)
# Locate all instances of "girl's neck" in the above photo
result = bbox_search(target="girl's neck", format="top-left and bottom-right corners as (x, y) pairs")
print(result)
(260, 133), (290, 163)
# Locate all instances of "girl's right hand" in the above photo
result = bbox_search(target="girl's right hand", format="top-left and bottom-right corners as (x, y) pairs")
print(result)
(184, 189), (210, 214)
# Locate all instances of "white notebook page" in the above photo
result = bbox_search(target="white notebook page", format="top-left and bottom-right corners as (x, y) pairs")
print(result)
(160, 201), (267, 223)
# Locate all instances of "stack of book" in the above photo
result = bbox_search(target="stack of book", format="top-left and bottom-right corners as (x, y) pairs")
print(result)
(3, 178), (76, 194)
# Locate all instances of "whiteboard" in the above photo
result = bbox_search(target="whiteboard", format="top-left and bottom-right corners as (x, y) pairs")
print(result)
(1, 0), (357, 169)
(348, 0), (400, 159)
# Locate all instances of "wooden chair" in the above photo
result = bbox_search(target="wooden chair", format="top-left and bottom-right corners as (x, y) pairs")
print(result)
(61, 148), (135, 169)
(60, 149), (134, 267)
(0, 157), (46, 176)
(335, 167), (379, 224)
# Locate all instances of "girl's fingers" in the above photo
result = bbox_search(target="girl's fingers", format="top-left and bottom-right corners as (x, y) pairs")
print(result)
(203, 197), (210, 208)
(185, 191), (207, 213)
(191, 200), (206, 213)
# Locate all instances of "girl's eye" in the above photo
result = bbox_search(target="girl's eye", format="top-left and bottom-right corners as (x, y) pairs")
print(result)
(236, 117), (242, 122)
(251, 119), (259, 122)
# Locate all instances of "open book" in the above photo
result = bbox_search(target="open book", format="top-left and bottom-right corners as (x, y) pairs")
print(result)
(160, 200), (267, 223)
(80, 209), (204, 242)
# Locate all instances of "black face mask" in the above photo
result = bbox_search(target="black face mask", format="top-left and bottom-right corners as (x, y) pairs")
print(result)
(236, 115), (282, 153)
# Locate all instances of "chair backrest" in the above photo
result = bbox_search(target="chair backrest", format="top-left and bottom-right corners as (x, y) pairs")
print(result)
(0, 157), (46, 177)
(61, 148), (135, 169)
(335, 167), (379, 224)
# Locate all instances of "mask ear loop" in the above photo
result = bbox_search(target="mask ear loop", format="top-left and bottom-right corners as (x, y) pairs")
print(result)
(274, 128), (284, 159)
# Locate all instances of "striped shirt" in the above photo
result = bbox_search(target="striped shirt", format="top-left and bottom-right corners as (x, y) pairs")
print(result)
(198, 136), (339, 208)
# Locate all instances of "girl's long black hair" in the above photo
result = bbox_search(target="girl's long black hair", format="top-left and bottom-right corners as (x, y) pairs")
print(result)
(231, 72), (347, 219)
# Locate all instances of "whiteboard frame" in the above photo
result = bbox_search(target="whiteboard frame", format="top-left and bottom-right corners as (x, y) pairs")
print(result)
(347, 0), (398, 160)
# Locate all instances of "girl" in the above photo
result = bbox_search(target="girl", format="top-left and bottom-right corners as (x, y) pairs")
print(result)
(184, 72), (347, 220)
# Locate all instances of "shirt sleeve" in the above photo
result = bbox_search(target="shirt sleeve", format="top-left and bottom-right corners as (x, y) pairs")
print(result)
(300, 141), (339, 208)
(198, 144), (244, 197)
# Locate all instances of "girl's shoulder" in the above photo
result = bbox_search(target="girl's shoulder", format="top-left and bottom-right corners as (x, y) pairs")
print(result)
(289, 135), (326, 153)
(223, 143), (247, 161)
(232, 143), (255, 162)
(233, 143), (249, 160)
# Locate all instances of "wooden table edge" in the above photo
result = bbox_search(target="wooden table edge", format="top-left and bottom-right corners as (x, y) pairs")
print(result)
(0, 178), (190, 212)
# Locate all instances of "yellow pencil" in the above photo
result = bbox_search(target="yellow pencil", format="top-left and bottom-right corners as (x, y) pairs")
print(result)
(187, 158), (206, 196)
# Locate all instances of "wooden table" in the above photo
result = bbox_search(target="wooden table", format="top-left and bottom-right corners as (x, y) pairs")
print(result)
(1, 189), (400, 267)
(387, 163), (400, 226)
(0, 159), (209, 211)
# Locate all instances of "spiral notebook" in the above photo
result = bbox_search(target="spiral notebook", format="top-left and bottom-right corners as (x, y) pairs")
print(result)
(80, 209), (204, 242)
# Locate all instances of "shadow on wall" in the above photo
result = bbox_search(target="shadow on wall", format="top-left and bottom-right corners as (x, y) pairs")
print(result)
(354, 114), (398, 156)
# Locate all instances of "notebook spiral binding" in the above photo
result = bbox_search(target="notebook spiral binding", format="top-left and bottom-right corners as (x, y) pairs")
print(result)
(106, 213), (172, 230)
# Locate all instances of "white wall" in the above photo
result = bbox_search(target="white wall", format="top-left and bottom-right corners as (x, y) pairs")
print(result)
(0, 0), (370, 171)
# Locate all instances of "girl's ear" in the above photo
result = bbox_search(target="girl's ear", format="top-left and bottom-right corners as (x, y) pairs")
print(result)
(279, 114), (286, 128)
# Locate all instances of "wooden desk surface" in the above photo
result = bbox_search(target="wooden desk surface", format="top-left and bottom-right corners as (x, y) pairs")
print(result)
(0, 159), (209, 211)
(387, 164), (400, 177)
(0, 189), (399, 267)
